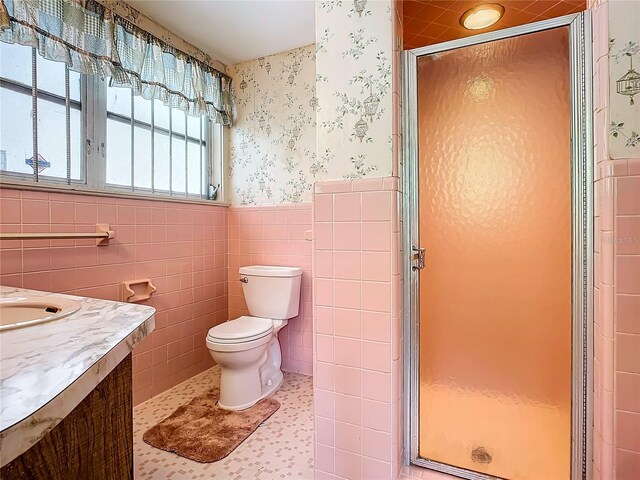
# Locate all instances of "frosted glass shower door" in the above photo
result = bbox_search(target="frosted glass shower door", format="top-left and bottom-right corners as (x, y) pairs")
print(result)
(417, 27), (572, 479)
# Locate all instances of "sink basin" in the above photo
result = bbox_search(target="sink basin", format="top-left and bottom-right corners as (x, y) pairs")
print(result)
(0, 296), (82, 331)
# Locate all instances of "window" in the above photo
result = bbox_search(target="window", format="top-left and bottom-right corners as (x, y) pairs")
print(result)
(0, 42), (82, 182)
(105, 87), (209, 196)
(0, 42), (222, 201)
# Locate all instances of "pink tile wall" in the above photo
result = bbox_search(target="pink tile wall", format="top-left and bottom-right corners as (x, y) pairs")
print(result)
(228, 203), (313, 375)
(594, 154), (640, 480)
(591, 2), (640, 478)
(313, 177), (403, 480)
(0, 188), (229, 405)
(611, 172), (640, 480)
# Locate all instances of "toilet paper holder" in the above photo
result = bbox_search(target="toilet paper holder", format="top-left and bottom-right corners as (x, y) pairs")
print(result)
(121, 279), (156, 303)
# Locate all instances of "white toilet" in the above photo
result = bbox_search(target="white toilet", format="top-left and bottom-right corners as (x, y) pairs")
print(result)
(206, 265), (302, 410)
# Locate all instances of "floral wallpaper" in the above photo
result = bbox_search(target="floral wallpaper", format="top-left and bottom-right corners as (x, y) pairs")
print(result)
(608, 0), (640, 158)
(315, 0), (394, 179)
(227, 45), (317, 205)
(228, 0), (395, 205)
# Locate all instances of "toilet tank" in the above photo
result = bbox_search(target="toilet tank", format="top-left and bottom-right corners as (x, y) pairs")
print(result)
(239, 265), (302, 320)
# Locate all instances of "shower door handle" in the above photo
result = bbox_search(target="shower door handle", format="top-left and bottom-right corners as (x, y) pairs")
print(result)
(412, 246), (425, 271)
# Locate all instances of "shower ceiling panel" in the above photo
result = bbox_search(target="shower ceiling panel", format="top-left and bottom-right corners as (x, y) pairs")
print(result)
(403, 0), (585, 49)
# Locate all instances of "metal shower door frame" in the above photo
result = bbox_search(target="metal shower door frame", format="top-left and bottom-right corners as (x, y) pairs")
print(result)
(402, 12), (593, 480)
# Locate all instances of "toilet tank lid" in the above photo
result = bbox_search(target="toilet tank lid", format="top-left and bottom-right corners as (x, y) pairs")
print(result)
(239, 265), (302, 277)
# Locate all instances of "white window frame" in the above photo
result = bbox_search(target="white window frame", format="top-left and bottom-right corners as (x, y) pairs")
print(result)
(0, 44), (227, 205)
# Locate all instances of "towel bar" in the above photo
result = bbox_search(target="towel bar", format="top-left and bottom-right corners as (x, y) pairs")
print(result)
(0, 224), (114, 245)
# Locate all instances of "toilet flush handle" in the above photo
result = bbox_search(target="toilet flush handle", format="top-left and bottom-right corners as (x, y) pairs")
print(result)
(239, 277), (249, 283)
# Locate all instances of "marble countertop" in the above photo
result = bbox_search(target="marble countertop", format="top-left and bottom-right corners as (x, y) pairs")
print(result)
(0, 286), (155, 466)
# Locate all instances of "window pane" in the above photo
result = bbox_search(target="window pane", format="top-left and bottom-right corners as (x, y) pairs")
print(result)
(171, 134), (186, 194)
(70, 107), (82, 179)
(154, 99), (170, 130)
(36, 54), (65, 97)
(187, 114), (200, 139)
(69, 71), (81, 102)
(37, 98), (74, 179)
(106, 118), (132, 186)
(0, 88), (33, 175)
(107, 86), (131, 117)
(134, 126), (152, 189)
(134, 95), (152, 125)
(202, 120), (209, 147)
(0, 43), (31, 86)
(187, 140), (201, 195)
(171, 108), (186, 135)
(202, 137), (208, 189)
(36, 98), (65, 174)
(154, 130), (170, 192)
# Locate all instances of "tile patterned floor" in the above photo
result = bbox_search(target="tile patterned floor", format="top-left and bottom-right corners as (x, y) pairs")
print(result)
(134, 366), (314, 480)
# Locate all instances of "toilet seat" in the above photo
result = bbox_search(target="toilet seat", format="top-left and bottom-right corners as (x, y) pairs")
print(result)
(207, 316), (273, 344)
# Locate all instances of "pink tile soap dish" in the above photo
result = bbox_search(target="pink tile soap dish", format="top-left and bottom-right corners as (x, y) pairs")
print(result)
(121, 279), (156, 303)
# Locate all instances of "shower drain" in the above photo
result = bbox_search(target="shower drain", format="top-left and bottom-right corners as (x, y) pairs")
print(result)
(471, 446), (493, 464)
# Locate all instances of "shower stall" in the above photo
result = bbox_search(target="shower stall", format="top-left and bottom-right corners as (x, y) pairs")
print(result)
(403, 13), (592, 480)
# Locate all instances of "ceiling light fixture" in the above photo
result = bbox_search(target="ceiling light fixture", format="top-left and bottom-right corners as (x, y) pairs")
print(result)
(460, 4), (505, 30)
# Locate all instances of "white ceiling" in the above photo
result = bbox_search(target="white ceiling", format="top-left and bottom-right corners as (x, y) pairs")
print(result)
(128, 0), (316, 67)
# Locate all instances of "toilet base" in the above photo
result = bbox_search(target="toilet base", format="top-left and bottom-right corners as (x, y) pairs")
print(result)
(215, 336), (285, 411)
(218, 371), (284, 411)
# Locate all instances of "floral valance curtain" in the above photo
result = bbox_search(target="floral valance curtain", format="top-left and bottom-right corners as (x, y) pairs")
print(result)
(0, 0), (235, 124)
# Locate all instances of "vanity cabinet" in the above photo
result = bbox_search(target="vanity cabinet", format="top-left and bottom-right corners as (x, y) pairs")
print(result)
(0, 355), (133, 480)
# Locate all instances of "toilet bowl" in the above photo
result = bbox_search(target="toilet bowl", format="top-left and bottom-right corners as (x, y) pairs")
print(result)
(206, 266), (302, 410)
